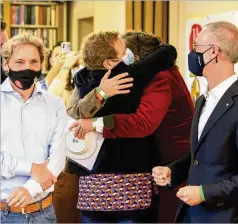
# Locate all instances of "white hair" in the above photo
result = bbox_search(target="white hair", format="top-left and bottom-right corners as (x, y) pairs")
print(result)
(205, 21), (238, 63)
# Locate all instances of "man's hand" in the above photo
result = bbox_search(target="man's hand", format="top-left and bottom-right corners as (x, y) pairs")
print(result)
(68, 119), (93, 139)
(152, 166), (171, 186)
(31, 161), (57, 190)
(7, 187), (32, 208)
(176, 186), (202, 206)
(98, 70), (133, 99)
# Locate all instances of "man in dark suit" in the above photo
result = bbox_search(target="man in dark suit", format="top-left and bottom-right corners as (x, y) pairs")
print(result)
(1, 17), (8, 84)
(153, 21), (238, 223)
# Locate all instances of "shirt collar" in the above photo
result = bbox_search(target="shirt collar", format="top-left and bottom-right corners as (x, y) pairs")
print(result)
(1, 77), (43, 95)
(204, 74), (238, 100)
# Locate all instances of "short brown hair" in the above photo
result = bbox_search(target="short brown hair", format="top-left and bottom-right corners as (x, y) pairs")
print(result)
(205, 21), (238, 63)
(1, 32), (47, 63)
(122, 31), (161, 59)
(1, 17), (7, 30)
(80, 31), (119, 70)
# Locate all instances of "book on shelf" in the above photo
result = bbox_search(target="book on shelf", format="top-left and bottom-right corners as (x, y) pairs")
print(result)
(2, 0), (67, 73)
(11, 28), (57, 50)
(9, 3), (58, 50)
(10, 4), (57, 26)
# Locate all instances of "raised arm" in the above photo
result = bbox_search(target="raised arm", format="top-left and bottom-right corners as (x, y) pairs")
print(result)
(129, 44), (177, 87)
(102, 71), (171, 138)
(67, 71), (133, 120)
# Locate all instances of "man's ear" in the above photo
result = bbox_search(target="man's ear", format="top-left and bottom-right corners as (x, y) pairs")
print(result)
(103, 59), (113, 70)
(211, 46), (219, 60)
(2, 59), (9, 73)
(135, 55), (140, 61)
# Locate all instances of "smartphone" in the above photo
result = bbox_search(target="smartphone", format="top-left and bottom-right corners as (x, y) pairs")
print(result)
(61, 42), (71, 54)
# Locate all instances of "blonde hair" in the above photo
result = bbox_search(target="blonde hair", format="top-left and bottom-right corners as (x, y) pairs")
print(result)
(205, 21), (238, 63)
(1, 32), (47, 62)
(80, 31), (120, 70)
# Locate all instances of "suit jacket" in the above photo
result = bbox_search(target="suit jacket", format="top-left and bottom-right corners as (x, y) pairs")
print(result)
(169, 80), (238, 223)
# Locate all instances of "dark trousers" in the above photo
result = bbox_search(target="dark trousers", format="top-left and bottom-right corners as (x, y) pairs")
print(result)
(177, 204), (191, 223)
(157, 187), (180, 222)
(52, 172), (81, 223)
(80, 195), (159, 223)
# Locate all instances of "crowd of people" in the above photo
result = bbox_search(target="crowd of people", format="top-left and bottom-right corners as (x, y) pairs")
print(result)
(1, 16), (238, 223)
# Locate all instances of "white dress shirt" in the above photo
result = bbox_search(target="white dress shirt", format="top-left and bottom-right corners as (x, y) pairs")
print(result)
(198, 74), (238, 140)
(1, 78), (67, 202)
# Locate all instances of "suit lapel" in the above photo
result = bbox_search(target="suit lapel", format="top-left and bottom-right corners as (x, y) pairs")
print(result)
(191, 95), (206, 152)
(195, 80), (238, 154)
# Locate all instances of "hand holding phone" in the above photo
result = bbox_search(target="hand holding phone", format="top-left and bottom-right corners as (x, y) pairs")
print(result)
(63, 51), (80, 69)
(61, 42), (71, 54)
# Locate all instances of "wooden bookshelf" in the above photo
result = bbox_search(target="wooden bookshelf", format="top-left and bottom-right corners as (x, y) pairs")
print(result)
(11, 2), (58, 6)
(11, 25), (58, 28)
(2, 1), (68, 73)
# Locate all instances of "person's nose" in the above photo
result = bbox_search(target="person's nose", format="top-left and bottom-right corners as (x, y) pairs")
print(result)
(24, 62), (34, 70)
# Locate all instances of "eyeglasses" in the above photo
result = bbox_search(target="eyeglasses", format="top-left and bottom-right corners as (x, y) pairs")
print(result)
(193, 43), (221, 53)
(193, 43), (215, 50)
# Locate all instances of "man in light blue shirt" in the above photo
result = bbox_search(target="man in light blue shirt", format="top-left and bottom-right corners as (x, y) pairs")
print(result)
(1, 33), (67, 223)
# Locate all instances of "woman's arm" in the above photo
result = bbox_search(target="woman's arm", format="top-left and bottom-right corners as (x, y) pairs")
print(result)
(45, 53), (65, 87)
(129, 44), (177, 88)
(47, 52), (80, 98)
(47, 67), (71, 98)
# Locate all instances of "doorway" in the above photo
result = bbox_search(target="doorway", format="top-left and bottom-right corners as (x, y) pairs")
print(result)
(78, 17), (94, 49)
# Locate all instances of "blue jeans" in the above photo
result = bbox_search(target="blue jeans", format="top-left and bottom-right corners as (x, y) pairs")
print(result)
(0, 203), (56, 223)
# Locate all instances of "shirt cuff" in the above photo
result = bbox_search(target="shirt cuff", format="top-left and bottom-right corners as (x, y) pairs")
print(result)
(200, 185), (206, 202)
(15, 160), (32, 176)
(22, 179), (43, 198)
(95, 117), (104, 133)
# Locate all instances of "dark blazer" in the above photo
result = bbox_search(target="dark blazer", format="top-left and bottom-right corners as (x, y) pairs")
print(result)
(169, 79), (238, 223)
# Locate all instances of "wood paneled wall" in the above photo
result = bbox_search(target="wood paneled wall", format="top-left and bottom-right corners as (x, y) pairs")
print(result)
(126, 0), (169, 42)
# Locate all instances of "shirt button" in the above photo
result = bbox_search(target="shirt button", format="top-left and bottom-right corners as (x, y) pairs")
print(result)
(194, 160), (199, 166)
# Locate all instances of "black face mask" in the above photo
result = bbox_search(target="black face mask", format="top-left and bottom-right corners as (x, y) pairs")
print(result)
(188, 47), (214, 77)
(8, 68), (42, 90)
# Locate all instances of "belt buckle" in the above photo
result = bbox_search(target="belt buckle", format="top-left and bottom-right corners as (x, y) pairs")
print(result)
(21, 208), (25, 214)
